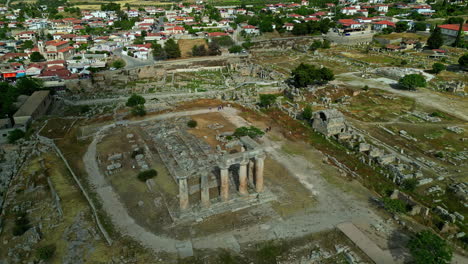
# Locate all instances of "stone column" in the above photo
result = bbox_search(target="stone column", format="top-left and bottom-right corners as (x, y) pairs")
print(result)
(178, 177), (189, 210)
(255, 154), (265, 193)
(239, 160), (248, 195)
(201, 174), (210, 208)
(220, 164), (230, 201)
(248, 160), (255, 185)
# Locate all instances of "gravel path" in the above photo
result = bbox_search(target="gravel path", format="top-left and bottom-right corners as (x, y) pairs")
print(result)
(337, 72), (468, 122)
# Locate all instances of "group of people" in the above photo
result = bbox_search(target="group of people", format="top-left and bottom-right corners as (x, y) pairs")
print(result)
(209, 105), (225, 111)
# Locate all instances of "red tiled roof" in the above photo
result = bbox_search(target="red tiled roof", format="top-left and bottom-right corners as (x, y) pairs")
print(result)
(438, 24), (468, 31)
(373, 20), (395, 27)
(46, 40), (69, 47)
(207, 32), (228, 37)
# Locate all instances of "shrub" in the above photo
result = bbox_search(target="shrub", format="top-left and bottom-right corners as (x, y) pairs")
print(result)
(187, 120), (197, 128)
(382, 197), (407, 214)
(8, 129), (25, 144)
(126, 94), (146, 107)
(363, 85), (370, 91)
(302, 105), (312, 120)
(12, 212), (30, 236)
(432, 63), (446, 74)
(401, 178), (418, 192)
(430, 111), (445, 118)
(111, 59), (125, 69)
(228, 45), (243, 53)
(459, 53), (468, 66)
(137, 169), (157, 182)
(398, 74), (426, 90)
(131, 105), (146, 116)
(408, 230), (452, 264)
(36, 244), (56, 261)
(233, 126), (265, 139)
(256, 241), (286, 264)
(259, 94), (277, 107)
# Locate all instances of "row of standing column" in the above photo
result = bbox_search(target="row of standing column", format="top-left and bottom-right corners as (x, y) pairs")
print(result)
(220, 154), (265, 202)
(179, 155), (265, 210)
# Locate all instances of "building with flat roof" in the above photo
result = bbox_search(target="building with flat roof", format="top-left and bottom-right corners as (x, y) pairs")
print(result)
(13, 90), (52, 129)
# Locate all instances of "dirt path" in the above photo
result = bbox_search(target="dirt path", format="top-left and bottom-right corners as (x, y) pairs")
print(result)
(82, 107), (412, 261)
(337, 72), (468, 122)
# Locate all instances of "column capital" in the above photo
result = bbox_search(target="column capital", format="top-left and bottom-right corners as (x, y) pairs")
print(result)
(255, 152), (266, 161)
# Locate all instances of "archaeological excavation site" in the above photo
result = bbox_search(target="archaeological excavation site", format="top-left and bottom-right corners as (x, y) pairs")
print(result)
(1, 10), (467, 264)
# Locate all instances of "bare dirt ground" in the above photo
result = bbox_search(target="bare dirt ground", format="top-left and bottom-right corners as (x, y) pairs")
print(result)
(337, 72), (468, 121)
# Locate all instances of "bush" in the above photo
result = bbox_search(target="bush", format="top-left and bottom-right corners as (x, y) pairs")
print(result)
(111, 59), (126, 69)
(131, 105), (146, 116)
(408, 230), (452, 264)
(256, 241), (286, 264)
(401, 178), (418, 192)
(398, 74), (426, 90)
(228, 45), (243, 53)
(458, 53), (468, 67)
(12, 212), (30, 236)
(432, 63), (446, 74)
(363, 85), (370, 91)
(137, 169), (157, 182)
(291, 63), (334, 87)
(302, 105), (312, 120)
(382, 197), (407, 214)
(259, 94), (277, 107)
(233, 126), (265, 139)
(187, 120), (197, 128)
(126, 94), (146, 107)
(8, 129), (25, 144)
(36, 244), (56, 261)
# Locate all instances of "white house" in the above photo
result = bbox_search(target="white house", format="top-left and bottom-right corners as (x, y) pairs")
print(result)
(242, 25), (259, 34)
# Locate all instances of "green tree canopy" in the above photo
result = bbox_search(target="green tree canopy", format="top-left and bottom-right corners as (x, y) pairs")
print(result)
(16, 77), (44, 95)
(291, 63), (334, 87)
(395, 21), (409, 33)
(228, 45), (243, 53)
(459, 53), (468, 66)
(126, 94), (145, 107)
(414, 22), (427, 31)
(152, 43), (166, 60)
(259, 94), (277, 107)
(233, 126), (265, 138)
(408, 231), (452, 264)
(432, 62), (446, 74)
(427, 27), (444, 49)
(22, 40), (34, 49)
(111, 59), (125, 69)
(164, 39), (181, 59)
(302, 105), (313, 120)
(398, 74), (426, 90)
(8, 129), (25, 143)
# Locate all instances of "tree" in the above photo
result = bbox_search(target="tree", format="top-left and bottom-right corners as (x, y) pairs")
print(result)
(30, 51), (45, 62)
(192, 45), (207, 56)
(459, 53), (468, 67)
(233, 126), (265, 138)
(228, 45), (243, 53)
(208, 41), (221, 56)
(444, 17), (464, 25)
(432, 62), (446, 74)
(395, 21), (409, 33)
(137, 169), (157, 182)
(187, 120), (197, 128)
(164, 39), (181, 59)
(408, 231), (452, 264)
(111, 59), (125, 69)
(16, 77), (43, 95)
(302, 105), (312, 120)
(36, 244), (56, 261)
(22, 40), (34, 49)
(398, 74), (426, 90)
(259, 20), (273, 33)
(8, 129), (25, 143)
(291, 63), (334, 87)
(414, 22), (427, 31)
(126, 94), (145, 107)
(131, 105), (146, 116)
(322, 39), (331, 49)
(259, 94), (277, 107)
(401, 178), (418, 192)
(452, 21), (465, 48)
(212, 36), (234, 47)
(152, 43), (166, 60)
(427, 27), (444, 49)
(309, 40), (322, 51)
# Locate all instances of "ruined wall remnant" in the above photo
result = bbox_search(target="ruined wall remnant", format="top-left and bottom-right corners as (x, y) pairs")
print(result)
(311, 109), (346, 137)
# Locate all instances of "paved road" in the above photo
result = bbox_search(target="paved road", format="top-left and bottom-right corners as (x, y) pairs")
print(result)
(114, 48), (155, 69)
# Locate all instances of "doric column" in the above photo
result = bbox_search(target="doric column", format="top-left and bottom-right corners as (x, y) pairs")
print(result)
(219, 164), (230, 201)
(201, 174), (210, 208)
(248, 160), (255, 185)
(239, 160), (248, 195)
(178, 176), (189, 210)
(255, 154), (265, 193)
